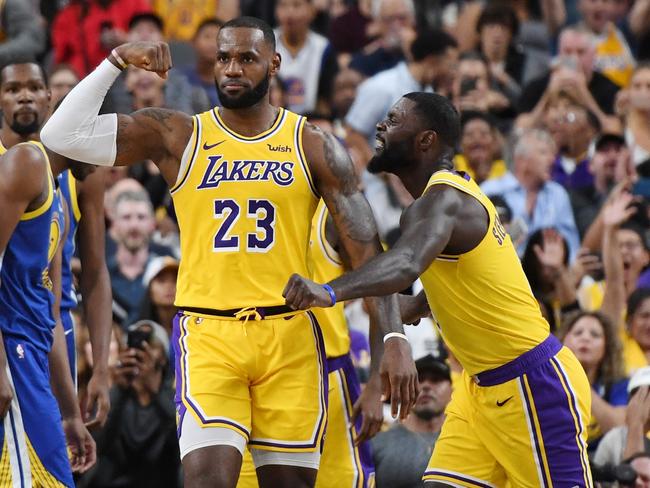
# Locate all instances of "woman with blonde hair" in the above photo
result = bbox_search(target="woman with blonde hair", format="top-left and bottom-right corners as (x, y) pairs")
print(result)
(617, 63), (650, 169)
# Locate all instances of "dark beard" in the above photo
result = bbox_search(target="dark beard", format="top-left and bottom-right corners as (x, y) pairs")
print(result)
(10, 116), (40, 136)
(367, 139), (414, 174)
(413, 407), (438, 421)
(216, 75), (270, 109)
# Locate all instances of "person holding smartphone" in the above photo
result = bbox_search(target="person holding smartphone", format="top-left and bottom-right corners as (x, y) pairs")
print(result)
(452, 51), (514, 128)
(78, 320), (180, 488)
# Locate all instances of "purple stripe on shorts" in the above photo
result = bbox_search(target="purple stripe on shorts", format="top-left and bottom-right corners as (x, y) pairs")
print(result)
(525, 356), (589, 486)
(174, 312), (250, 439)
(423, 470), (494, 488)
(309, 311), (329, 452)
(329, 353), (375, 487)
(519, 378), (550, 488)
(172, 312), (187, 438)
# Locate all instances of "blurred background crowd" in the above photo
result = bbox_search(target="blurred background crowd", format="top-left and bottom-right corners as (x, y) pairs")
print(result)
(8, 0), (650, 486)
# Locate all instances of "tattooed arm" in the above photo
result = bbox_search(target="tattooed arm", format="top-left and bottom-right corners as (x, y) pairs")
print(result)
(113, 108), (193, 186)
(287, 124), (418, 421)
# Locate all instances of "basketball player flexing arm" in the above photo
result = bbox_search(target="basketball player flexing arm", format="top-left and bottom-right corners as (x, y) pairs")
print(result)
(42, 17), (417, 488)
(285, 94), (593, 487)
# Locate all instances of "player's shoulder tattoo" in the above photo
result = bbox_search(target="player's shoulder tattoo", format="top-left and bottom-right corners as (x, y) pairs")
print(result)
(304, 121), (357, 191)
(136, 107), (177, 132)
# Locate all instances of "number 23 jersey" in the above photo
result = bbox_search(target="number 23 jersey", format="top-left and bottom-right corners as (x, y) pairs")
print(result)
(171, 107), (319, 309)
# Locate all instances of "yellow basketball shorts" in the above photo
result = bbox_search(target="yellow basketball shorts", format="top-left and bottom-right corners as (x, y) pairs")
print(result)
(172, 309), (328, 458)
(237, 353), (375, 487)
(424, 336), (593, 487)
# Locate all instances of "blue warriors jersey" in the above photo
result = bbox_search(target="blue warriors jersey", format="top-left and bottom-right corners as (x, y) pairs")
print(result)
(0, 142), (63, 352)
(57, 170), (80, 313)
(171, 107), (319, 309)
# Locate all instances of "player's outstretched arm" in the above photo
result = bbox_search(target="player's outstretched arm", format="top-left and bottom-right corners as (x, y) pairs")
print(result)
(285, 184), (462, 307)
(0, 144), (49, 418)
(77, 170), (112, 428)
(291, 124), (418, 420)
(324, 214), (431, 325)
(41, 41), (192, 186)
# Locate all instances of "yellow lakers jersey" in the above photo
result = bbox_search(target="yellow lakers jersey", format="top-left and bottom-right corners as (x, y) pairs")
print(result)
(153, 0), (218, 41)
(419, 171), (549, 376)
(309, 200), (350, 358)
(0, 138), (7, 155)
(453, 154), (507, 183)
(594, 23), (635, 87)
(171, 107), (319, 310)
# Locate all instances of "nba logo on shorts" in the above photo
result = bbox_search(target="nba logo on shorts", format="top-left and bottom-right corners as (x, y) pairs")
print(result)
(16, 344), (24, 359)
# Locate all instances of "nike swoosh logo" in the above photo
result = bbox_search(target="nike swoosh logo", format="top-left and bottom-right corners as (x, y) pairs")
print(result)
(496, 396), (513, 407)
(64, 328), (74, 336)
(203, 140), (226, 150)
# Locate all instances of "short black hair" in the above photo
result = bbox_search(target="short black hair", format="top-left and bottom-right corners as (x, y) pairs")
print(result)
(620, 220), (650, 252)
(128, 12), (165, 33)
(628, 287), (650, 318)
(477, 2), (519, 37)
(0, 60), (48, 87)
(460, 110), (495, 132)
(489, 195), (512, 223)
(49, 63), (77, 79)
(410, 29), (457, 62)
(194, 17), (224, 38)
(221, 16), (276, 51)
(403, 92), (460, 150)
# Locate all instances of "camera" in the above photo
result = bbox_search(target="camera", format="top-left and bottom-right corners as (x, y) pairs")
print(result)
(126, 321), (153, 350)
(591, 462), (637, 485)
(459, 77), (478, 97)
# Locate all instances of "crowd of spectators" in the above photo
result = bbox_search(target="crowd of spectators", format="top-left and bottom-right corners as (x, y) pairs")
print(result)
(7, 0), (650, 486)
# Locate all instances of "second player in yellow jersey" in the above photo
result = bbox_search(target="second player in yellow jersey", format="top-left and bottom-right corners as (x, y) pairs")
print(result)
(284, 94), (594, 487)
(238, 199), (375, 488)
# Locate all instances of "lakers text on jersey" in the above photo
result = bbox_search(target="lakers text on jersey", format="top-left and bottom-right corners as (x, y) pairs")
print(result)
(171, 108), (327, 464)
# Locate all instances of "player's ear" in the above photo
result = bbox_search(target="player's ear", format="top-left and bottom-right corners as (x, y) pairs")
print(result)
(417, 130), (437, 151)
(270, 53), (281, 77)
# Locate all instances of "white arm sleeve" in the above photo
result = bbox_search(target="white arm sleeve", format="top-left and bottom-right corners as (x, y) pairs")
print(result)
(40, 59), (122, 166)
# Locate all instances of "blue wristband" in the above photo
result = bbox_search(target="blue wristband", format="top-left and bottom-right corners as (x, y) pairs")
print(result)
(322, 284), (336, 306)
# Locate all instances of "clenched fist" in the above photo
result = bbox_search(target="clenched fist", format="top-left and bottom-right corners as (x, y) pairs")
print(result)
(283, 274), (334, 310)
(111, 41), (172, 79)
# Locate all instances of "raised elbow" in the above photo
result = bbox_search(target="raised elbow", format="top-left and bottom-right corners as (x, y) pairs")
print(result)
(40, 120), (64, 154)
